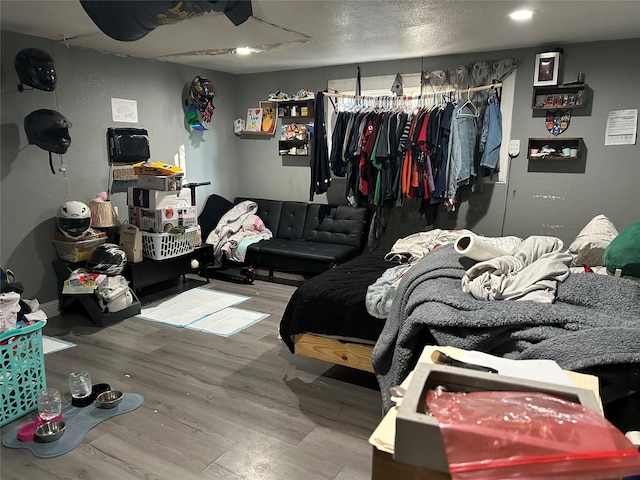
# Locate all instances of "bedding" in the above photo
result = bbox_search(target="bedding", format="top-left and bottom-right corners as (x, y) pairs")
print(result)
(279, 248), (390, 352)
(372, 243), (640, 412)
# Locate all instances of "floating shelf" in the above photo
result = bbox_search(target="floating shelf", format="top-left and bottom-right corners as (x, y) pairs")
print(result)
(531, 83), (589, 110)
(276, 99), (315, 118)
(527, 137), (585, 160)
(236, 130), (274, 139)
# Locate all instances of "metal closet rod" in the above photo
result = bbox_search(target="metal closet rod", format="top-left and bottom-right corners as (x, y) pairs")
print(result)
(323, 82), (502, 99)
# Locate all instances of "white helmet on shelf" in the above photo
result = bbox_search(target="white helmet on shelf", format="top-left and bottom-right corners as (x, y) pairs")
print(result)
(56, 200), (91, 239)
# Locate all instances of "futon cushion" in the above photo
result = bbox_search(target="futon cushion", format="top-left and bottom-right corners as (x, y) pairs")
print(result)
(276, 202), (308, 240)
(303, 205), (369, 249)
(257, 239), (360, 264)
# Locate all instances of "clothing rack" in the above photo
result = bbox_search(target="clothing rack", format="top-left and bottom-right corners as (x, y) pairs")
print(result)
(323, 82), (502, 101)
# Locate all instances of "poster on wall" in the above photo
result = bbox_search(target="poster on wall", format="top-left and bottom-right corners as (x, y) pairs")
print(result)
(605, 109), (638, 146)
(246, 107), (262, 132)
(260, 101), (276, 134)
(533, 52), (561, 87)
(111, 98), (138, 123)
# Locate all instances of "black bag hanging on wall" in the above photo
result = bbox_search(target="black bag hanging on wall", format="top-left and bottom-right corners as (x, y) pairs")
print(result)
(107, 128), (150, 164)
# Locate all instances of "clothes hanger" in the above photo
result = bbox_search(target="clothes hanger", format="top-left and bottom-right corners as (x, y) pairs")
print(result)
(457, 86), (479, 117)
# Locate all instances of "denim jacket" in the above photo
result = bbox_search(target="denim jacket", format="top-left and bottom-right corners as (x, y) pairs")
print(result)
(479, 90), (502, 171)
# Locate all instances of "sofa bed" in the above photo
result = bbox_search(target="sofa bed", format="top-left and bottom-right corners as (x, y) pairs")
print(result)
(198, 194), (371, 279)
(278, 219), (640, 413)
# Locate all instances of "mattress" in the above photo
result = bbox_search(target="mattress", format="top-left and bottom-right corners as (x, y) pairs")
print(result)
(279, 249), (392, 352)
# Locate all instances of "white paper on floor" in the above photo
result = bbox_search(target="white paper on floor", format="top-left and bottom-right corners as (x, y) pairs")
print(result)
(137, 287), (250, 327)
(186, 307), (269, 337)
(43, 336), (76, 355)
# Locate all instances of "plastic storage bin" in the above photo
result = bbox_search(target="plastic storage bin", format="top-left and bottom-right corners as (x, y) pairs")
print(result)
(53, 236), (107, 262)
(141, 227), (197, 260)
(1, 320), (47, 427)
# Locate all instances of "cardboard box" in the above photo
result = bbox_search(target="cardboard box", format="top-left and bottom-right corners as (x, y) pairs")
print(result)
(128, 205), (197, 233)
(127, 186), (191, 209)
(52, 231), (107, 262)
(137, 174), (184, 191)
(394, 363), (603, 472)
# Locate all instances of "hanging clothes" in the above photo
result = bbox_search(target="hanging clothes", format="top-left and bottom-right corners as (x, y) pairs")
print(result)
(478, 87), (502, 176)
(323, 82), (502, 214)
(329, 111), (349, 177)
(445, 99), (478, 200)
(309, 91), (330, 201)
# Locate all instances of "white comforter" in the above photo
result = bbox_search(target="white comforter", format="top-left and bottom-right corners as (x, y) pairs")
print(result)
(205, 201), (272, 266)
(461, 235), (572, 303)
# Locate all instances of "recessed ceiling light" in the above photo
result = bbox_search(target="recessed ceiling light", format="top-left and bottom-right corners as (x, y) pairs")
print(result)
(509, 9), (535, 21)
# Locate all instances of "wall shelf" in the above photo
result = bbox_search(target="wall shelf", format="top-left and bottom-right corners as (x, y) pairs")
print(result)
(277, 98), (314, 157)
(527, 137), (585, 160)
(236, 130), (274, 139)
(531, 83), (589, 110)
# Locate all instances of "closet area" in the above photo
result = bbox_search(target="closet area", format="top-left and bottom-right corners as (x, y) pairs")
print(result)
(321, 81), (504, 224)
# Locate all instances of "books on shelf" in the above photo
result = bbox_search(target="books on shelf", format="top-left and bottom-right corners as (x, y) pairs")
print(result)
(62, 269), (108, 294)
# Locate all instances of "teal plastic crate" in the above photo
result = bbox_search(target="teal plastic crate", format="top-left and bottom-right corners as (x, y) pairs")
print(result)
(1, 320), (47, 427)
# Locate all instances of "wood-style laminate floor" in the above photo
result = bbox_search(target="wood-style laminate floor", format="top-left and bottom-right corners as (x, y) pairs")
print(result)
(1, 275), (383, 480)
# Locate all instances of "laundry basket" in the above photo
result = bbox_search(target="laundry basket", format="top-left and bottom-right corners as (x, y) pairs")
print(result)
(141, 227), (197, 260)
(1, 320), (47, 427)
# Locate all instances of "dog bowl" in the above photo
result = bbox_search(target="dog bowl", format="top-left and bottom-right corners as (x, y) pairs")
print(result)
(96, 390), (123, 409)
(35, 421), (66, 442)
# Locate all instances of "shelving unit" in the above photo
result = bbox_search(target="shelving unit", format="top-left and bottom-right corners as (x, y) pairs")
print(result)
(527, 137), (585, 160)
(277, 99), (314, 157)
(531, 83), (589, 110)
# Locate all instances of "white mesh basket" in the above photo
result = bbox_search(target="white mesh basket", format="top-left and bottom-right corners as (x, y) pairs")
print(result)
(141, 227), (197, 260)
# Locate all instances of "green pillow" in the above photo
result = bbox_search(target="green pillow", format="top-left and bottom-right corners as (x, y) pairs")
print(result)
(603, 221), (640, 277)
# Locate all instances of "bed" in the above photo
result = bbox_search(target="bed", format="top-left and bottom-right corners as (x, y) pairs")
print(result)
(279, 226), (640, 413)
(279, 248), (391, 372)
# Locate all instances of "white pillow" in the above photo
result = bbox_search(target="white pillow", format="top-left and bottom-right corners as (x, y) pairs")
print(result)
(568, 214), (618, 267)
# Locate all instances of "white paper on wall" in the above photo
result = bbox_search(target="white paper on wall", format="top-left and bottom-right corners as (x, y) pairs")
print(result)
(111, 98), (139, 123)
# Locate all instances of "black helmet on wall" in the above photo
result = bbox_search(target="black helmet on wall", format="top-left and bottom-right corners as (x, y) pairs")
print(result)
(24, 109), (72, 154)
(14, 48), (57, 91)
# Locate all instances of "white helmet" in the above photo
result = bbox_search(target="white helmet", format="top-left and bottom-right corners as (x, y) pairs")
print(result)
(56, 201), (91, 239)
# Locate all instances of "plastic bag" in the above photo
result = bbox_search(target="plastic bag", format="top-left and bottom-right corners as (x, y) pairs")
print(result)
(426, 389), (640, 479)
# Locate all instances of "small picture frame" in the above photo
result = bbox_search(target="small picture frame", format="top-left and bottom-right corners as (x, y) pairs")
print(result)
(533, 51), (561, 86)
(259, 101), (276, 134)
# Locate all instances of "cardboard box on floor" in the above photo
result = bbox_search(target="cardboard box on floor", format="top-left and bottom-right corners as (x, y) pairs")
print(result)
(369, 346), (603, 480)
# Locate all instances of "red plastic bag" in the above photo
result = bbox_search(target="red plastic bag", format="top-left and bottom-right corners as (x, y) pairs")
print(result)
(426, 389), (640, 479)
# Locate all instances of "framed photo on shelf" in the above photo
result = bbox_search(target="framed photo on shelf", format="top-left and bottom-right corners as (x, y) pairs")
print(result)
(259, 101), (276, 134)
(533, 51), (561, 86)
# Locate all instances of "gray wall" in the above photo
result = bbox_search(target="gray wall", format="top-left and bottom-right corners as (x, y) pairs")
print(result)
(2, 29), (639, 307)
(1, 30), (240, 303)
(235, 39), (640, 245)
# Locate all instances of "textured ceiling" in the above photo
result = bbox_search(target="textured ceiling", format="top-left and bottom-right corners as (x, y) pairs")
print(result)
(1, 1), (639, 74)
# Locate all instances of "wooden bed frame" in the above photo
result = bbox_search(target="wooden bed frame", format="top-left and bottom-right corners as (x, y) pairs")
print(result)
(293, 333), (375, 373)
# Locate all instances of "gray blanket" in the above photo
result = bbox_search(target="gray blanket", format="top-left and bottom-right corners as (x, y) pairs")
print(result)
(372, 244), (640, 412)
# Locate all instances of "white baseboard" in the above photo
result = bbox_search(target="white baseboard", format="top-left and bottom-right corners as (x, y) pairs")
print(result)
(39, 300), (60, 319)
